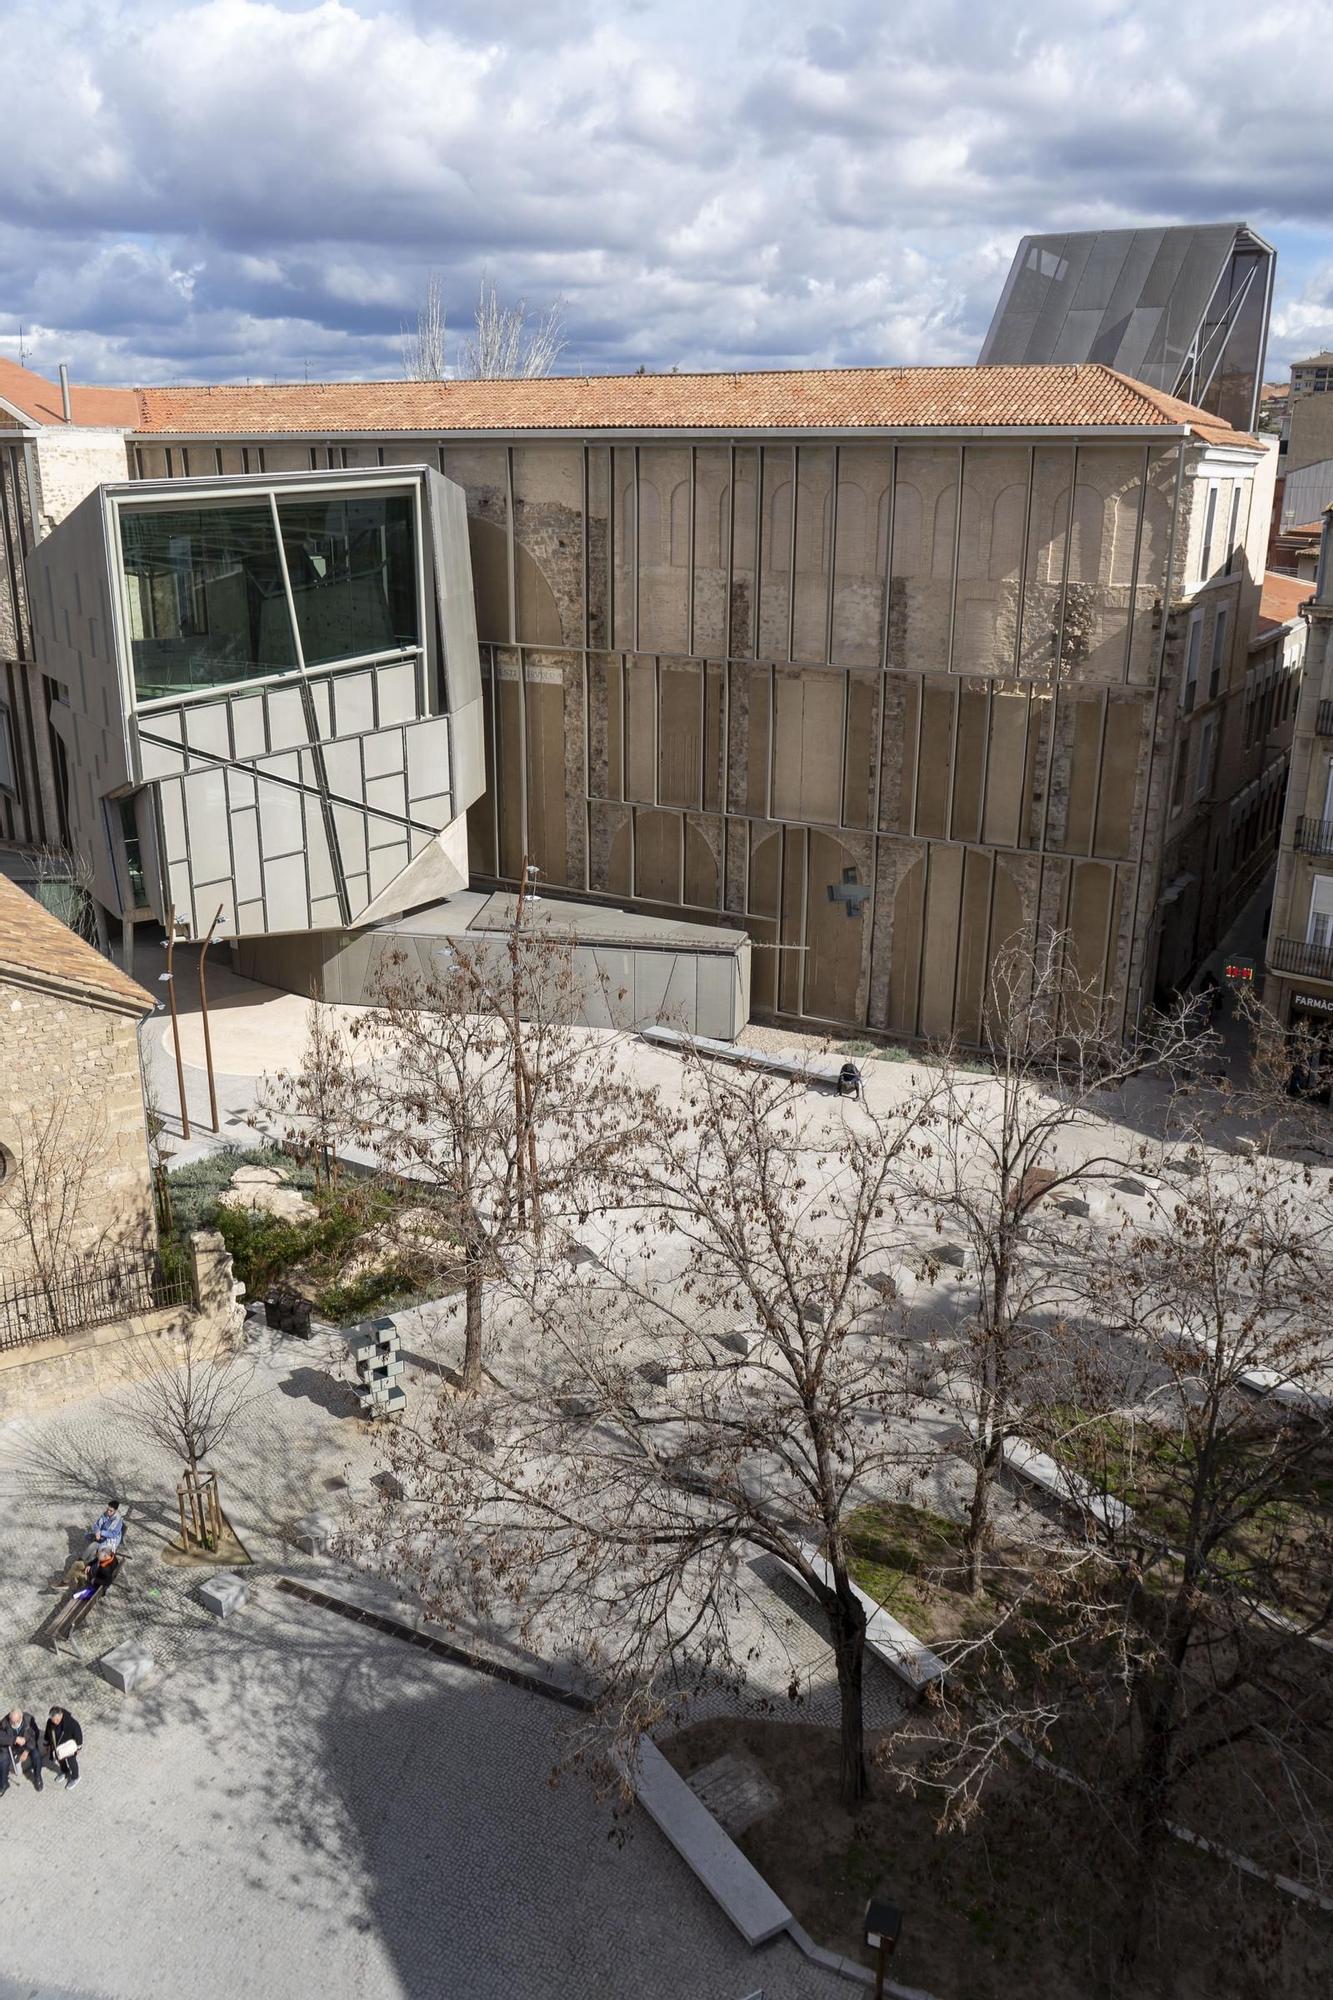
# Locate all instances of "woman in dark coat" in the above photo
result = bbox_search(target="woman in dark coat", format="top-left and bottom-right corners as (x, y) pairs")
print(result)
(43, 1706), (83, 1788)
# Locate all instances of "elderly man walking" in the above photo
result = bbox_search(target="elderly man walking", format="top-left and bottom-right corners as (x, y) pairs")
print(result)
(0, 1708), (44, 1795)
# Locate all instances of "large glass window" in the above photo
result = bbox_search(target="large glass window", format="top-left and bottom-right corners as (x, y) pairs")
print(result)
(277, 492), (418, 667)
(121, 502), (298, 701)
(120, 487), (420, 703)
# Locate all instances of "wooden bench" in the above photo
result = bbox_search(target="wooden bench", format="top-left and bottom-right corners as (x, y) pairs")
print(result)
(1001, 1436), (1134, 1535)
(773, 1546), (946, 1696)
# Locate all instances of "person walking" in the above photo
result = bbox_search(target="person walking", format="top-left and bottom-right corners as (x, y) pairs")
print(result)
(0, 1708), (44, 1795)
(42, 1708), (82, 1789)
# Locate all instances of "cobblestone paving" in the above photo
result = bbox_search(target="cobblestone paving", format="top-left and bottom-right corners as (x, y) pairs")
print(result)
(0, 1329), (861, 2000)
(0, 1582), (850, 2000)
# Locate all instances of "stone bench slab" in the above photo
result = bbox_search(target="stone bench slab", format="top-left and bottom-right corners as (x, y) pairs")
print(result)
(1001, 1436), (1134, 1533)
(622, 1738), (791, 1946)
(774, 1547), (946, 1694)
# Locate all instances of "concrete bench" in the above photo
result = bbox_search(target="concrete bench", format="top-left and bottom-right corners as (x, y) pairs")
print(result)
(1001, 1436), (1134, 1534)
(621, 1738), (791, 1946)
(98, 1641), (154, 1693)
(1169, 1326), (1332, 1418)
(294, 1511), (337, 1555)
(197, 1573), (248, 1618)
(773, 1546), (946, 1696)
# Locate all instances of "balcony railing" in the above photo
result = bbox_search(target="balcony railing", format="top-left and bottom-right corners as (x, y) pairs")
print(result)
(1295, 816), (1333, 854)
(1270, 935), (1333, 981)
(1316, 701), (1333, 737)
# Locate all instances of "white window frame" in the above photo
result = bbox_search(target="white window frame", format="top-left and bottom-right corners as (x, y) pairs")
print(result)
(1181, 608), (1204, 712)
(1194, 716), (1216, 801)
(1201, 482), (1219, 575)
(0, 704), (15, 796)
(1308, 874), (1333, 948)
(1208, 606), (1229, 700)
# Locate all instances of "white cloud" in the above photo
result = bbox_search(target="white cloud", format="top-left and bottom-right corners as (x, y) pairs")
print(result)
(1, 0), (1331, 385)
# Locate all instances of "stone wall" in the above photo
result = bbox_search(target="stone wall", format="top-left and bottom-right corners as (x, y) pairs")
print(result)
(0, 1230), (244, 1422)
(0, 971), (154, 1286)
(30, 427), (133, 538)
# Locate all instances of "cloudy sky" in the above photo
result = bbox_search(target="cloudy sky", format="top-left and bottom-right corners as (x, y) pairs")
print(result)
(3, 0), (1333, 388)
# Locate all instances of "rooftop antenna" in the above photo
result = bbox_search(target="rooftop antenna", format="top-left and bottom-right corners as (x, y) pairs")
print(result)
(17, 323), (28, 367)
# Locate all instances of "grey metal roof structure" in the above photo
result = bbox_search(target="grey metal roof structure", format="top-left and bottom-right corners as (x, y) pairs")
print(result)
(979, 224), (1275, 434)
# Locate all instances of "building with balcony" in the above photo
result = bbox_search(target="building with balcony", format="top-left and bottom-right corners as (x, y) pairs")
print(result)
(1265, 514), (1333, 1042)
(0, 354), (1281, 1043)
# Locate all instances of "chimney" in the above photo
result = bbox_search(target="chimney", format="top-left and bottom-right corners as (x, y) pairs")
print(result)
(58, 364), (72, 423)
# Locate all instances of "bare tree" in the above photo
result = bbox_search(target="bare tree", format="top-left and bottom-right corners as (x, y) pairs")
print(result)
(1070, 1126), (1333, 1958)
(21, 843), (98, 940)
(892, 934), (1201, 1591)
(364, 1049), (938, 1807)
(887, 1097), (1333, 1972)
(0, 1098), (110, 1330)
(121, 1324), (256, 1483)
(346, 920), (645, 1390)
(402, 271), (449, 381)
(259, 994), (360, 1187)
(459, 274), (566, 380)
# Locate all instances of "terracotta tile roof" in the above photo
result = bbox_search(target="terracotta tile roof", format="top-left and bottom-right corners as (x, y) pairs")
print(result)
(119, 362), (1258, 445)
(0, 356), (139, 429)
(0, 873), (153, 1013)
(1254, 570), (1312, 638)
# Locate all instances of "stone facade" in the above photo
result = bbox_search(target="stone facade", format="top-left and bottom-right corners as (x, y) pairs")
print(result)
(0, 965), (155, 1288)
(0, 383), (1280, 1042)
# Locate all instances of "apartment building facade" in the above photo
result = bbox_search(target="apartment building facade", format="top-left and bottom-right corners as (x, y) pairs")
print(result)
(1265, 513), (1333, 1041)
(0, 356), (1275, 1042)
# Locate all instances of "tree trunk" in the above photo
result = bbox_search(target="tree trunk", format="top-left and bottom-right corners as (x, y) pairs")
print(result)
(1118, 1687), (1175, 1970)
(966, 1455), (990, 1595)
(828, 1591), (869, 1808)
(461, 1246), (484, 1392)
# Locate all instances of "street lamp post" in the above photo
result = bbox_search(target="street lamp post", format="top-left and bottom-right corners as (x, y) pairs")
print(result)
(197, 904), (226, 1134)
(161, 908), (191, 1141)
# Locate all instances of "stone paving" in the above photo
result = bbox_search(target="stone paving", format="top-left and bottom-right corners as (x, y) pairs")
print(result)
(0, 1580), (850, 2000)
(0, 1323), (864, 2000)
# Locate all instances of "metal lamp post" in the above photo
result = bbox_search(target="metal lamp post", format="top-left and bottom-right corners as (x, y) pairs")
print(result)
(864, 1896), (903, 2000)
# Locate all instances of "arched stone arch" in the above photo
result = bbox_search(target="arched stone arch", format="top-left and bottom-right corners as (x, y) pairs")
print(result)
(669, 480), (690, 567)
(1067, 485), (1105, 585)
(888, 482), (922, 576)
(989, 483), (1027, 580)
(931, 485), (958, 579)
(834, 481), (869, 579)
(767, 479), (793, 572)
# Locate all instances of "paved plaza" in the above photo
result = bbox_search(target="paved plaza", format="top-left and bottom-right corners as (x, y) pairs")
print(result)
(0, 1332), (863, 2000)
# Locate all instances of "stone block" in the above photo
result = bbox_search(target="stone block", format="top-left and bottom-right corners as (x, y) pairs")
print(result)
(98, 1641), (155, 1693)
(936, 1241), (969, 1267)
(196, 1573), (248, 1617)
(295, 1511), (337, 1554)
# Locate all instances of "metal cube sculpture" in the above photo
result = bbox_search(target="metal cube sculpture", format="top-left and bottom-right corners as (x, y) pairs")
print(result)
(347, 1316), (406, 1420)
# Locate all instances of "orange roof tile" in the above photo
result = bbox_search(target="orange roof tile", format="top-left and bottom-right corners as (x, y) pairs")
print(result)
(1254, 570), (1312, 638)
(0, 874), (153, 1014)
(119, 362), (1258, 445)
(0, 356), (139, 429)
